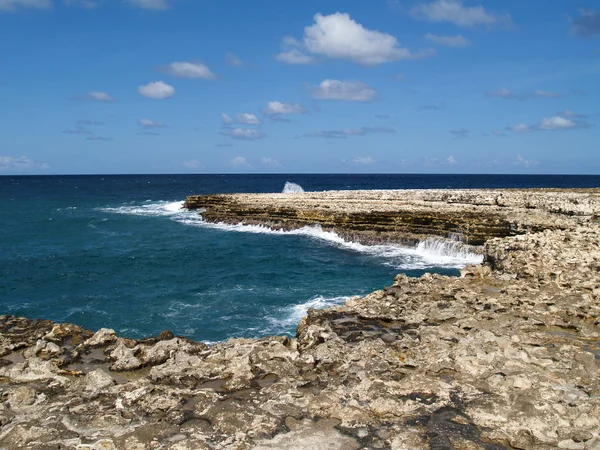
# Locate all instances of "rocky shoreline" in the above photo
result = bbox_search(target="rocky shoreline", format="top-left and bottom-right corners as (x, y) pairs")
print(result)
(1, 189), (600, 449)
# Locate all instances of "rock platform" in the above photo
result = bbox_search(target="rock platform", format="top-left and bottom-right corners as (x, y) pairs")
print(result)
(1, 189), (600, 449)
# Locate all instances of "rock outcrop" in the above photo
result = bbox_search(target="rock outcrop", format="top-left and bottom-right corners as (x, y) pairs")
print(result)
(1, 189), (599, 449)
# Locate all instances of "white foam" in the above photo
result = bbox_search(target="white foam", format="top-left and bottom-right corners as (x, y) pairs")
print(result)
(100, 200), (483, 269)
(267, 295), (350, 332)
(99, 201), (186, 217)
(282, 182), (304, 193)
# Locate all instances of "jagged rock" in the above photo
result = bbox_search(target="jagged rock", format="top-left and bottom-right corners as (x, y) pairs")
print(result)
(84, 328), (117, 347)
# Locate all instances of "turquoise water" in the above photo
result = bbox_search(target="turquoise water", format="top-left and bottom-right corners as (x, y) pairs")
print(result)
(2, 174), (599, 342)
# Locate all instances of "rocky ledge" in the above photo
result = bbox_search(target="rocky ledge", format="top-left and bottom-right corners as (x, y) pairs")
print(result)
(1, 189), (600, 449)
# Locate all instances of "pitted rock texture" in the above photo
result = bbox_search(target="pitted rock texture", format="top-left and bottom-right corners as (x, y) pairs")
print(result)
(184, 189), (600, 246)
(1, 189), (600, 449)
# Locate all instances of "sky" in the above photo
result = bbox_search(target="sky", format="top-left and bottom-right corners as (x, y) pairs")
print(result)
(0, 0), (599, 175)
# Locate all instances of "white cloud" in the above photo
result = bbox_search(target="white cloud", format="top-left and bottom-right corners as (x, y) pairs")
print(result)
(310, 79), (376, 102)
(72, 91), (115, 102)
(353, 156), (375, 164)
(425, 33), (471, 47)
(531, 90), (561, 98)
(263, 101), (306, 116)
(411, 0), (512, 28)
(221, 113), (261, 125)
(509, 124), (533, 133)
(138, 81), (175, 99)
(0, 155), (49, 172)
(236, 113), (261, 125)
(162, 61), (216, 79)
(139, 118), (166, 128)
(277, 12), (432, 66)
(232, 156), (249, 167)
(447, 155), (457, 164)
(508, 114), (588, 133)
(492, 129), (506, 137)
(261, 157), (280, 166)
(276, 49), (316, 65)
(0, 0), (51, 11)
(226, 52), (244, 67)
(538, 116), (576, 131)
(222, 128), (265, 141)
(126, 0), (170, 10)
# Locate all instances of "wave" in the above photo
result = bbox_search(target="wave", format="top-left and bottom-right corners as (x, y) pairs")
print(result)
(100, 200), (483, 269)
(282, 182), (304, 193)
(267, 295), (350, 333)
(99, 201), (185, 217)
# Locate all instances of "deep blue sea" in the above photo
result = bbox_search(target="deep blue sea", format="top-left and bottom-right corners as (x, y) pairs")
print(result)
(2, 174), (599, 343)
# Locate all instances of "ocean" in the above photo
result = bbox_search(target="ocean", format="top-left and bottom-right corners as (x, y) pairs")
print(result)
(2, 174), (599, 343)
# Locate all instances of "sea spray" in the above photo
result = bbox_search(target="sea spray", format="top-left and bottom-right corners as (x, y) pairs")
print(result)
(282, 182), (304, 193)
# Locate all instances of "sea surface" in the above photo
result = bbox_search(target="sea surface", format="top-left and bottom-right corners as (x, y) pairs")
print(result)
(2, 174), (599, 343)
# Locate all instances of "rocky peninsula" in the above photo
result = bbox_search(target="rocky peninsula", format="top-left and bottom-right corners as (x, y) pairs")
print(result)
(1, 189), (600, 449)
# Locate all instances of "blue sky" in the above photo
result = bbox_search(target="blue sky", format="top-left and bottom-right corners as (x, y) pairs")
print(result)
(1, 0), (599, 174)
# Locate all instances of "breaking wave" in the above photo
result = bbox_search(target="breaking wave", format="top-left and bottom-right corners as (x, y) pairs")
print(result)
(266, 295), (350, 334)
(100, 200), (483, 269)
(282, 182), (304, 193)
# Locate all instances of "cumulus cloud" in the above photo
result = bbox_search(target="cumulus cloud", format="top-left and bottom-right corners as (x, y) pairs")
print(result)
(138, 81), (175, 99)
(225, 52), (244, 67)
(411, 0), (512, 28)
(72, 91), (115, 102)
(425, 33), (471, 47)
(0, 0), (51, 11)
(277, 12), (433, 66)
(303, 126), (395, 139)
(570, 9), (600, 38)
(161, 61), (216, 79)
(447, 155), (457, 164)
(508, 114), (590, 133)
(263, 101), (307, 117)
(221, 113), (261, 125)
(125, 0), (170, 10)
(231, 156), (249, 167)
(0, 155), (50, 172)
(310, 79), (376, 102)
(353, 156), (375, 164)
(221, 128), (265, 141)
(138, 118), (166, 128)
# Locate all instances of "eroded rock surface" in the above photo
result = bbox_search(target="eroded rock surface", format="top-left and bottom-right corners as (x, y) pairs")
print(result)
(1, 189), (599, 449)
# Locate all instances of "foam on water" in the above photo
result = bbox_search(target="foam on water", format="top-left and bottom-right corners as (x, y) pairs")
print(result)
(102, 200), (483, 269)
(100, 200), (185, 217)
(267, 295), (350, 333)
(282, 182), (304, 193)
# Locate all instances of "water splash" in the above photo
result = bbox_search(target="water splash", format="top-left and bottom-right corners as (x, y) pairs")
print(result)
(282, 182), (304, 193)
